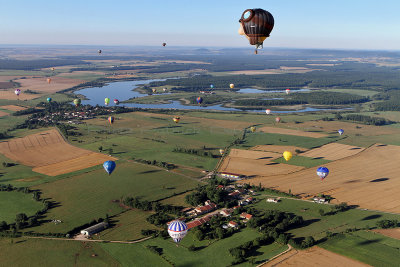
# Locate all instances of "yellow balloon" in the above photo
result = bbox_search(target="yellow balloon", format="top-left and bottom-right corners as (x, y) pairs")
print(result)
(229, 83), (235, 89)
(283, 151), (292, 161)
(250, 126), (256, 132)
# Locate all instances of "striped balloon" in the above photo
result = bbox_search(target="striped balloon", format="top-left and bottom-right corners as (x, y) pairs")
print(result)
(167, 220), (188, 243)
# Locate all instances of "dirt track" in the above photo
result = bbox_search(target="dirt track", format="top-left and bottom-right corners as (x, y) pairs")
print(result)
(0, 129), (116, 176)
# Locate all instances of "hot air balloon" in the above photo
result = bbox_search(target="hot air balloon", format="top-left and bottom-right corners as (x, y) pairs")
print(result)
(338, 129), (344, 135)
(104, 98), (110, 106)
(108, 116), (114, 125)
(210, 84), (214, 89)
(73, 99), (81, 107)
(47, 78), (51, 84)
(162, 43), (167, 47)
(98, 49), (102, 54)
(51, 67), (55, 71)
(229, 83), (235, 89)
(114, 99), (119, 105)
(238, 8), (274, 52)
(275, 117), (281, 123)
(47, 97), (52, 103)
(163, 88), (167, 92)
(14, 89), (21, 96)
(168, 220), (188, 243)
(265, 109), (271, 115)
(219, 149), (225, 155)
(196, 97), (203, 104)
(173, 117), (180, 123)
(152, 88), (157, 93)
(283, 151), (292, 161)
(250, 126), (256, 133)
(285, 89), (290, 95)
(103, 160), (116, 175)
(317, 167), (329, 181)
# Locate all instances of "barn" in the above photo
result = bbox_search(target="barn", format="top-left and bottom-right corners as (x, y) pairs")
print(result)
(80, 222), (109, 236)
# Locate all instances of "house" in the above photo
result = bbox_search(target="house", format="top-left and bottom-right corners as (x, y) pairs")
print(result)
(245, 197), (254, 203)
(216, 185), (225, 190)
(219, 172), (243, 180)
(80, 222), (108, 236)
(313, 197), (326, 204)
(220, 209), (232, 217)
(240, 213), (253, 221)
(194, 201), (217, 215)
(186, 214), (215, 229)
(228, 221), (239, 228)
(238, 200), (249, 206)
(267, 198), (279, 203)
(235, 188), (246, 194)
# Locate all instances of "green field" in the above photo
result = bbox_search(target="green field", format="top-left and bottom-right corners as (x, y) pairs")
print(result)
(93, 209), (161, 241)
(0, 238), (119, 266)
(100, 228), (287, 267)
(320, 231), (400, 266)
(31, 161), (200, 233)
(0, 191), (43, 223)
(273, 155), (331, 167)
(253, 195), (400, 240)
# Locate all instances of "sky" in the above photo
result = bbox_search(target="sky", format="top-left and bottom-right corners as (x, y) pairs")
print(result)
(1, 0), (399, 50)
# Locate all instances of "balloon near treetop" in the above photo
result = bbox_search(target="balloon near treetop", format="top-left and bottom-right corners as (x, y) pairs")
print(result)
(283, 151), (292, 161)
(103, 160), (116, 175)
(167, 220), (188, 243)
(238, 8), (274, 51)
(73, 99), (81, 106)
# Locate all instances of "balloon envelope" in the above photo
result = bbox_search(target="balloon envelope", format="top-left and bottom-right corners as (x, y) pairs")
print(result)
(103, 161), (116, 175)
(114, 99), (119, 105)
(210, 84), (214, 89)
(47, 78), (51, 84)
(173, 117), (180, 123)
(317, 167), (329, 180)
(285, 89), (290, 94)
(275, 117), (281, 123)
(229, 83), (235, 89)
(47, 97), (52, 102)
(338, 129), (344, 135)
(265, 109), (271, 115)
(15, 89), (21, 96)
(250, 126), (256, 133)
(196, 97), (203, 104)
(108, 116), (114, 125)
(168, 220), (188, 243)
(73, 99), (81, 106)
(105, 98), (110, 105)
(239, 8), (274, 49)
(283, 151), (292, 161)
(98, 49), (102, 54)
(219, 149), (225, 155)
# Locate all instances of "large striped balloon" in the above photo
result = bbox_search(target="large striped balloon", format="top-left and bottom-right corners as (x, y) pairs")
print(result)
(167, 220), (188, 243)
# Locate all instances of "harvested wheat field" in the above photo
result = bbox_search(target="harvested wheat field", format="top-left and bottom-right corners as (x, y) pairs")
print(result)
(245, 144), (400, 213)
(372, 228), (400, 240)
(301, 143), (364, 161)
(0, 90), (41, 100)
(0, 105), (28, 111)
(259, 126), (328, 138)
(251, 145), (308, 154)
(264, 246), (370, 267)
(0, 110), (9, 117)
(14, 76), (84, 94)
(220, 149), (304, 177)
(0, 128), (116, 176)
(285, 120), (399, 137)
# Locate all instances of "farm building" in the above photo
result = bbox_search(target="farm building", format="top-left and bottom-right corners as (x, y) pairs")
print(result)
(80, 222), (108, 236)
(267, 198), (279, 203)
(228, 221), (239, 228)
(313, 197), (327, 204)
(219, 172), (244, 180)
(195, 201), (217, 215)
(240, 213), (253, 221)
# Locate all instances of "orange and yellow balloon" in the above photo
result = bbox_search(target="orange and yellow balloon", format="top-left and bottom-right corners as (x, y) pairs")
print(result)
(108, 116), (114, 125)
(173, 116), (180, 123)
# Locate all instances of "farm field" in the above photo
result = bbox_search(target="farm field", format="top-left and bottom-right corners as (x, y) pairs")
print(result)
(301, 142), (365, 161)
(0, 104), (28, 111)
(264, 246), (370, 267)
(250, 145), (308, 154)
(14, 76), (84, 94)
(0, 110), (9, 117)
(259, 126), (328, 138)
(273, 155), (331, 168)
(372, 228), (400, 240)
(246, 143), (400, 213)
(319, 231), (400, 266)
(0, 238), (119, 266)
(0, 191), (44, 223)
(0, 128), (116, 176)
(30, 161), (200, 233)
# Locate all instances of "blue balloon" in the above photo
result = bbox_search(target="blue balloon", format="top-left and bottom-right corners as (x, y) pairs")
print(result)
(338, 129), (344, 135)
(317, 167), (329, 180)
(47, 97), (52, 102)
(103, 161), (116, 175)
